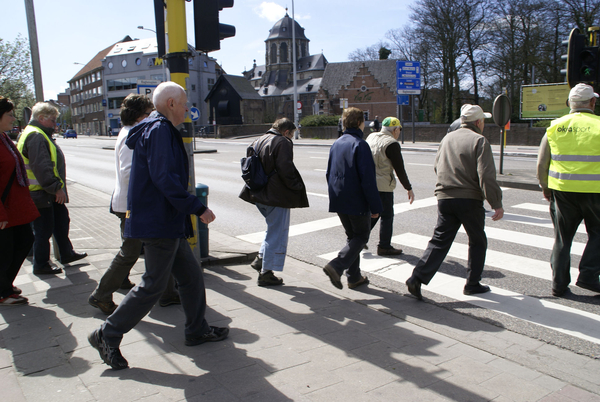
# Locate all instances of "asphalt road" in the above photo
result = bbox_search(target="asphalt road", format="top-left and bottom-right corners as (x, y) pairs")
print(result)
(56, 136), (600, 358)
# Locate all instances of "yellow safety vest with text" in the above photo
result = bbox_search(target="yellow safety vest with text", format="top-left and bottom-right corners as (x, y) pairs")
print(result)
(16, 125), (64, 192)
(546, 112), (600, 193)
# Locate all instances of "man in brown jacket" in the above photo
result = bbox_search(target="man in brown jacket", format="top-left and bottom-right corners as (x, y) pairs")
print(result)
(406, 104), (504, 300)
(240, 118), (309, 286)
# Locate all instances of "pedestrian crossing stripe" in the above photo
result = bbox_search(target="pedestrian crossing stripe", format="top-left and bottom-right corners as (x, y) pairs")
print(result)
(318, 240), (600, 346)
(236, 196), (439, 244)
(458, 226), (586, 255)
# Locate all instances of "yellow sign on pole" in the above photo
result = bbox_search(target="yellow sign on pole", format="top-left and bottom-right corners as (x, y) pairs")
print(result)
(521, 83), (570, 119)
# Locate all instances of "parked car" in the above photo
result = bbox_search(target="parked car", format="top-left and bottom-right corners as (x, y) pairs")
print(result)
(64, 129), (77, 139)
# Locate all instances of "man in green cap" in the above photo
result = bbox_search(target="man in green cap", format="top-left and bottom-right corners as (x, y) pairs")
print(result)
(366, 117), (415, 256)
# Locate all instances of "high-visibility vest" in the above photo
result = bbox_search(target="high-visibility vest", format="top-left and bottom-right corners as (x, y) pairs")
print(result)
(546, 112), (600, 193)
(16, 125), (64, 192)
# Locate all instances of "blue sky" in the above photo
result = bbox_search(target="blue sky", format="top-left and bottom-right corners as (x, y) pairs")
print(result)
(3, 0), (413, 100)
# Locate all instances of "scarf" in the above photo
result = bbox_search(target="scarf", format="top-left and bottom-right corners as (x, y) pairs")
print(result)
(1, 132), (29, 187)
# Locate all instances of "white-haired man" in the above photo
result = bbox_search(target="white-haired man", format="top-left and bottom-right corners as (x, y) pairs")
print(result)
(537, 83), (600, 297)
(406, 104), (503, 300)
(89, 82), (228, 370)
(16, 102), (87, 275)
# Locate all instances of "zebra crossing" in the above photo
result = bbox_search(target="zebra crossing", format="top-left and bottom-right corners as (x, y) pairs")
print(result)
(315, 201), (600, 346)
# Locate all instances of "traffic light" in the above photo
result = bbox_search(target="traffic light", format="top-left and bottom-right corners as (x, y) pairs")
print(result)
(194, 0), (236, 53)
(563, 27), (600, 88)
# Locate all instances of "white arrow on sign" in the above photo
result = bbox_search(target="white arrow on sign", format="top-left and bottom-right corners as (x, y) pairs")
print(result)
(190, 107), (200, 121)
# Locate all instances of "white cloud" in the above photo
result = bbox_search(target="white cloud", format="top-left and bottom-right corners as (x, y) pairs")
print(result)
(255, 2), (286, 22)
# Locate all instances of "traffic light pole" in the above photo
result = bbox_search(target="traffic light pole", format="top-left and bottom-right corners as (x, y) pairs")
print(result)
(164, 0), (201, 260)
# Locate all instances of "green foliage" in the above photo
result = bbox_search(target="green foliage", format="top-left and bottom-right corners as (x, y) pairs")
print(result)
(300, 115), (341, 127)
(379, 47), (391, 60)
(0, 35), (35, 122)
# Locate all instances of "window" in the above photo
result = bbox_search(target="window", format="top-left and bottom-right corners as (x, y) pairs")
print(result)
(270, 43), (277, 64)
(121, 59), (127, 68)
(191, 84), (196, 91)
(150, 74), (164, 81)
(136, 58), (141, 66)
(280, 43), (288, 62)
(204, 61), (208, 68)
(108, 62), (113, 69)
(108, 97), (126, 109)
(207, 78), (215, 91)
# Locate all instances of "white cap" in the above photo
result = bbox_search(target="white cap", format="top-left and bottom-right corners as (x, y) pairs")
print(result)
(568, 83), (599, 102)
(460, 104), (492, 122)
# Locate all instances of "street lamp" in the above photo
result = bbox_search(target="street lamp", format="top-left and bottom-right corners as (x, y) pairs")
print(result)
(137, 25), (156, 33)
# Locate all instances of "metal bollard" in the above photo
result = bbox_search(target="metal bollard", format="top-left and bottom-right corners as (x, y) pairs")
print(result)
(196, 183), (209, 258)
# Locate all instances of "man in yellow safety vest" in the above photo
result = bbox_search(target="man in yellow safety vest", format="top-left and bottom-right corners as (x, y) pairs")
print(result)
(16, 102), (87, 275)
(537, 83), (600, 297)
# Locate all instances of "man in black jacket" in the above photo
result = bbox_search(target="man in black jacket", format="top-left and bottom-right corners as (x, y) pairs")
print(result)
(239, 118), (309, 286)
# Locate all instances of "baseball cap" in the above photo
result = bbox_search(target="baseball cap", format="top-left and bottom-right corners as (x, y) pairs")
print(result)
(382, 117), (402, 128)
(460, 104), (492, 122)
(568, 83), (599, 102)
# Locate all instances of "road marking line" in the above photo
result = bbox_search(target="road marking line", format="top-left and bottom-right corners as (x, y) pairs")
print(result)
(391, 232), (578, 281)
(317, 248), (600, 345)
(502, 212), (586, 234)
(307, 192), (328, 198)
(237, 196), (439, 243)
(459, 226), (586, 255)
(513, 203), (549, 212)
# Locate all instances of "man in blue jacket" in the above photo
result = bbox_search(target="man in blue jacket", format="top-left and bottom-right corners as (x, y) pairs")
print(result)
(323, 107), (383, 290)
(89, 82), (228, 370)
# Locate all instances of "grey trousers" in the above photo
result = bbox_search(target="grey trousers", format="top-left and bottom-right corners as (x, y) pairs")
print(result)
(101, 237), (210, 347)
(92, 213), (178, 302)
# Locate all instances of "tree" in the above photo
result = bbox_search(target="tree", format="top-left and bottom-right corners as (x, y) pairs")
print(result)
(379, 46), (392, 60)
(348, 41), (390, 61)
(0, 35), (35, 120)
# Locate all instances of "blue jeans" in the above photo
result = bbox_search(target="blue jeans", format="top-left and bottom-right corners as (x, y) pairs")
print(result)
(256, 203), (290, 272)
(102, 237), (210, 347)
(31, 202), (75, 270)
(328, 213), (371, 283)
(412, 198), (487, 285)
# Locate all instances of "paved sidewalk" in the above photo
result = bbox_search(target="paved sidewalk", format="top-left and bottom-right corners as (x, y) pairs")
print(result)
(1, 182), (599, 402)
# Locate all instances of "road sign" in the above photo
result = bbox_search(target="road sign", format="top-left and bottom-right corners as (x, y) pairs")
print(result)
(297, 101), (302, 110)
(137, 79), (161, 99)
(190, 107), (200, 121)
(397, 60), (421, 95)
(397, 95), (409, 105)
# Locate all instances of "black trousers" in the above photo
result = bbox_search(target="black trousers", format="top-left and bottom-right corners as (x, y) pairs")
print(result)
(327, 213), (371, 283)
(412, 198), (487, 285)
(31, 202), (74, 270)
(0, 224), (34, 298)
(549, 190), (600, 292)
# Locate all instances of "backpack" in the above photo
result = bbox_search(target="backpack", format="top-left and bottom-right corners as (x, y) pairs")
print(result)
(240, 141), (275, 191)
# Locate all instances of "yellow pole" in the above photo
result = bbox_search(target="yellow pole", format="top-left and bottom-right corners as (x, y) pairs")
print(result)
(165, 0), (201, 260)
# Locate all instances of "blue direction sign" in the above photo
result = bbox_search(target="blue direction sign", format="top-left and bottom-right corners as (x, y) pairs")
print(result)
(397, 95), (409, 105)
(190, 107), (200, 121)
(397, 60), (421, 95)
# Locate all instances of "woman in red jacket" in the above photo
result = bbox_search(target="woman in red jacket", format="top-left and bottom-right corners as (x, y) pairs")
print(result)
(0, 97), (40, 305)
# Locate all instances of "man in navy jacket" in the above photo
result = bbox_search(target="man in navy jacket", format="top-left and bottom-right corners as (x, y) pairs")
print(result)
(89, 82), (228, 370)
(323, 107), (383, 290)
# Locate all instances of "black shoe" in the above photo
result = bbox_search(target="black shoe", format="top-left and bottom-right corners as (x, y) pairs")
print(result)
(12, 286), (22, 295)
(258, 271), (283, 287)
(575, 281), (600, 293)
(552, 287), (570, 297)
(250, 256), (262, 273)
(406, 276), (423, 300)
(159, 294), (181, 307)
(88, 295), (118, 315)
(60, 251), (88, 265)
(120, 279), (135, 290)
(463, 283), (491, 295)
(88, 329), (128, 370)
(185, 326), (229, 346)
(323, 263), (342, 289)
(377, 246), (403, 256)
(348, 275), (369, 290)
(33, 265), (63, 276)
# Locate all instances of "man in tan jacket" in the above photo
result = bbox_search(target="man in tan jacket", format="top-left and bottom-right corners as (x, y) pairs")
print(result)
(406, 104), (504, 300)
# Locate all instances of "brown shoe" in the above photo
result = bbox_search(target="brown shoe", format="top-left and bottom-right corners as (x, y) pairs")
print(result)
(323, 264), (343, 289)
(88, 295), (118, 315)
(348, 276), (369, 290)
(377, 246), (403, 256)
